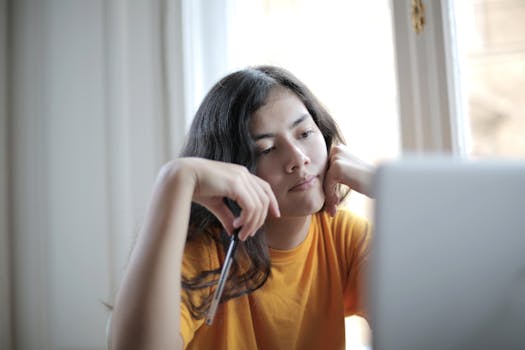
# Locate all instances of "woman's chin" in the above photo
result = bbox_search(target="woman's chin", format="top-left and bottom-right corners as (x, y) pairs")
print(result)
(280, 192), (325, 217)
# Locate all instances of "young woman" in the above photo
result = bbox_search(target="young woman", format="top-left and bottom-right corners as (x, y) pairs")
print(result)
(110, 66), (374, 349)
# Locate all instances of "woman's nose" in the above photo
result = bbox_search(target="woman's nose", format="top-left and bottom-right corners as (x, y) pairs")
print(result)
(285, 142), (310, 174)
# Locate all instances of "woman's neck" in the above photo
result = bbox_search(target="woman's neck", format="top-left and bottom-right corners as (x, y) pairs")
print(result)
(263, 214), (312, 250)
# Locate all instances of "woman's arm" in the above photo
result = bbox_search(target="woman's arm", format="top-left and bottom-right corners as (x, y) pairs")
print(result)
(110, 158), (279, 350)
(110, 161), (193, 350)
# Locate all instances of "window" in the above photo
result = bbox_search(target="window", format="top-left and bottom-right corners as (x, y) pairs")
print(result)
(454, 0), (525, 158)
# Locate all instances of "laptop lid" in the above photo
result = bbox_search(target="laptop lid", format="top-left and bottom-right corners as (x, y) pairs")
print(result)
(370, 157), (525, 350)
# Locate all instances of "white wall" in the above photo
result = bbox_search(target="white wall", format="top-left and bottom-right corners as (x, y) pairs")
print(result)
(6, 0), (187, 348)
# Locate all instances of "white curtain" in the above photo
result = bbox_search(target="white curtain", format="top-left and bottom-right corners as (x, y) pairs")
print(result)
(0, 0), (224, 348)
(1, 0), (12, 349)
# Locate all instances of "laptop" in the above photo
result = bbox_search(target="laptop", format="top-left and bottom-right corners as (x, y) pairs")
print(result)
(369, 157), (525, 350)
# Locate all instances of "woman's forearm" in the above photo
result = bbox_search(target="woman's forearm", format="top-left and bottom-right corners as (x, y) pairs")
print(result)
(109, 157), (277, 349)
(110, 161), (194, 350)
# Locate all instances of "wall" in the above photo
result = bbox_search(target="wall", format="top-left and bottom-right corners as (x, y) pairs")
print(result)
(5, 0), (187, 348)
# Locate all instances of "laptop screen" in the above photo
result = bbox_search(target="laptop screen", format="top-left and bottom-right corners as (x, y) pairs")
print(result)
(369, 157), (525, 350)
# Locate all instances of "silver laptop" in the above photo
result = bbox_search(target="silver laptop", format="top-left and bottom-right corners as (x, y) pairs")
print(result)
(370, 157), (525, 350)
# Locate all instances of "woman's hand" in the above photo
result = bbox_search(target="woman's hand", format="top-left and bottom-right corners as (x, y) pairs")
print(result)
(323, 145), (375, 216)
(173, 157), (280, 240)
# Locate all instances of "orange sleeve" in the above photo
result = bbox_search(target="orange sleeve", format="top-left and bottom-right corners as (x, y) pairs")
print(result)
(179, 235), (219, 348)
(180, 301), (200, 348)
(335, 210), (372, 319)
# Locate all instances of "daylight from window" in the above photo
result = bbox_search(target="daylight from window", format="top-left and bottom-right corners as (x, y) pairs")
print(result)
(455, 0), (525, 158)
(226, 0), (399, 218)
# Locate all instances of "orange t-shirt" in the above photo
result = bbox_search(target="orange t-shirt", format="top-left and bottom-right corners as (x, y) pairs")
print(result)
(180, 209), (371, 350)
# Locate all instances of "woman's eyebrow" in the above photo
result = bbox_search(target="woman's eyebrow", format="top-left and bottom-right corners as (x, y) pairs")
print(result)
(253, 113), (310, 141)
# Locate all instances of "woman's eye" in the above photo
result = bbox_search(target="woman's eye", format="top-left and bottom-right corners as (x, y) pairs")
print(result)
(300, 129), (314, 138)
(260, 146), (275, 155)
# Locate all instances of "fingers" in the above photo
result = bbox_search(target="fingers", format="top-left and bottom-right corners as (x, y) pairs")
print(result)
(259, 178), (280, 218)
(324, 147), (341, 217)
(188, 159), (280, 240)
(209, 200), (236, 235)
(230, 171), (280, 241)
(324, 144), (376, 203)
(323, 171), (339, 217)
(232, 175), (261, 240)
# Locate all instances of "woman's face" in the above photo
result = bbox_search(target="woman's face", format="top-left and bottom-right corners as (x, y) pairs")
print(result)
(251, 87), (328, 217)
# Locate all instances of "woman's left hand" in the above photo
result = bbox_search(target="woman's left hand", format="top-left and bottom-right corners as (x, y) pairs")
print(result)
(323, 145), (375, 216)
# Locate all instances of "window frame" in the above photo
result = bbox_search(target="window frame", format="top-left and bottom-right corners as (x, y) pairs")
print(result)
(391, 0), (469, 155)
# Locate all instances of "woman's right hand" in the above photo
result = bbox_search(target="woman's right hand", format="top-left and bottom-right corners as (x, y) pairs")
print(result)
(112, 157), (279, 348)
(171, 157), (280, 241)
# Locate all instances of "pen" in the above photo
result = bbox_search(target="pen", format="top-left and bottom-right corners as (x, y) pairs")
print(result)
(205, 198), (241, 325)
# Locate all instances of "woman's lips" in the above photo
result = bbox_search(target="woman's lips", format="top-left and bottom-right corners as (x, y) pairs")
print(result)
(289, 175), (318, 192)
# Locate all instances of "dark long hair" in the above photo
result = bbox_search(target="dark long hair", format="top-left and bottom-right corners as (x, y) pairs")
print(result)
(179, 65), (346, 319)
